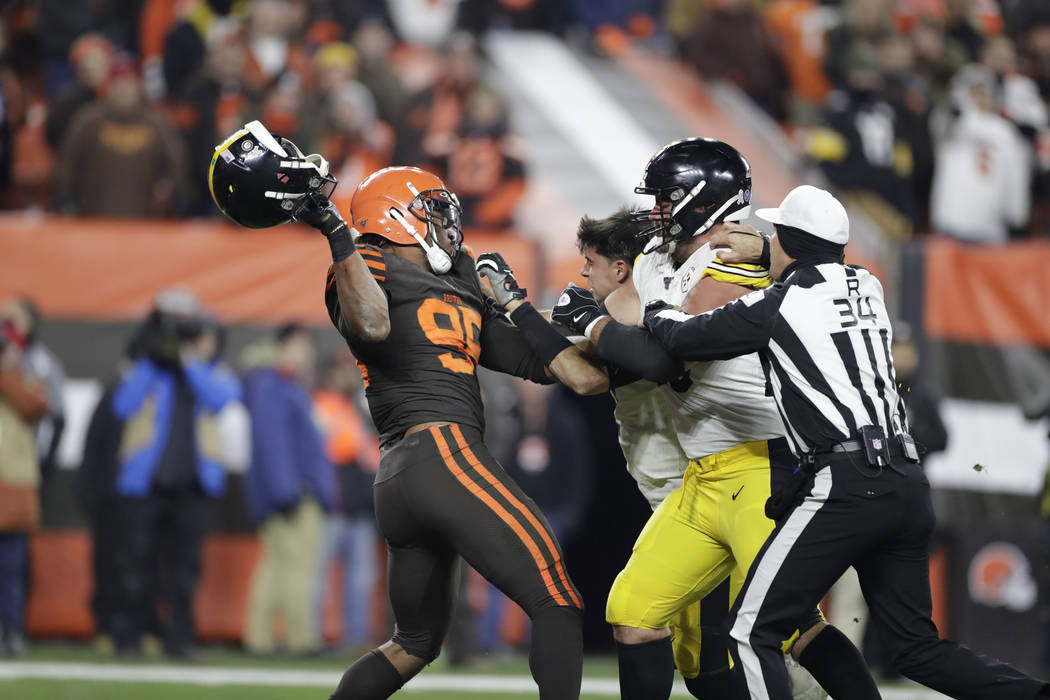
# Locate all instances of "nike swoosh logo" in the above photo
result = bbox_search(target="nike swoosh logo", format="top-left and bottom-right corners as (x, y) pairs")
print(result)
(731, 485), (744, 500)
(572, 312), (586, 323)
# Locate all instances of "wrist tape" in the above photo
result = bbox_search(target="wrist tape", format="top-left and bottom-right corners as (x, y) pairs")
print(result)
(327, 224), (355, 263)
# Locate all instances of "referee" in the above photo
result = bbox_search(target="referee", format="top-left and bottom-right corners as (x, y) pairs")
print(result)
(644, 185), (1050, 700)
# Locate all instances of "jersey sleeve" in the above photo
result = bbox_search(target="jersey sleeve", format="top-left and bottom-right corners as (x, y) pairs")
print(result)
(701, 258), (772, 289)
(355, 244), (388, 283)
(479, 313), (555, 384)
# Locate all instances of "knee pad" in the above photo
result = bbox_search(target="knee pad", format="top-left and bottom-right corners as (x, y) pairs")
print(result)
(391, 628), (443, 663)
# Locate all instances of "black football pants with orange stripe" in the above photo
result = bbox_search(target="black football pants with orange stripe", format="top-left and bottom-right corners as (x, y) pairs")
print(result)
(329, 423), (583, 700)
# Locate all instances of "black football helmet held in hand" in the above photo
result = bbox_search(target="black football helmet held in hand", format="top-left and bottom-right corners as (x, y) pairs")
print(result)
(635, 138), (752, 254)
(209, 120), (337, 228)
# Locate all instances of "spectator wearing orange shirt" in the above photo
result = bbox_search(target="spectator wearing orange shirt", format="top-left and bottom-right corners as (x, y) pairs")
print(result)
(426, 88), (525, 232)
(312, 351), (380, 650)
(764, 0), (832, 124)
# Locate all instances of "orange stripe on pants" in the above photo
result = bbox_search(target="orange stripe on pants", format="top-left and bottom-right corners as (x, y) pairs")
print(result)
(449, 424), (582, 609)
(429, 426), (569, 608)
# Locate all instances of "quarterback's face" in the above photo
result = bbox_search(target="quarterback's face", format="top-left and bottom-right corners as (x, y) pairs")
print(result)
(579, 246), (623, 303)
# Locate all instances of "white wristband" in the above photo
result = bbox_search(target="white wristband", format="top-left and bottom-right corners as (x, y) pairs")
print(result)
(583, 315), (609, 342)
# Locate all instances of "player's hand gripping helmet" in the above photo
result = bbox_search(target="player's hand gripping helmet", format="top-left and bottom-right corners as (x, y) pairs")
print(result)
(635, 137), (752, 254)
(350, 166), (463, 274)
(209, 120), (337, 228)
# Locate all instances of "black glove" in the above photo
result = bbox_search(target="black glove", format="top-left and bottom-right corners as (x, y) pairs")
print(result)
(551, 283), (604, 336)
(297, 193), (346, 234)
(476, 252), (527, 308)
(297, 193), (354, 262)
(642, 299), (672, 329)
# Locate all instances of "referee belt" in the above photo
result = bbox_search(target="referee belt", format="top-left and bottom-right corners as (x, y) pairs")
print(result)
(823, 436), (915, 462)
(830, 440), (865, 453)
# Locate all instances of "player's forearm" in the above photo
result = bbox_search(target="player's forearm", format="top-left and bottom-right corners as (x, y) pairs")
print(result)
(547, 346), (609, 395)
(595, 321), (683, 384)
(334, 256), (390, 342)
(507, 302), (607, 394)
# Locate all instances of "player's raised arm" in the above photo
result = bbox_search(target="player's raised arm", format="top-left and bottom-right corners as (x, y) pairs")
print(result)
(476, 252), (609, 395)
(207, 120), (389, 341)
(302, 195), (390, 343)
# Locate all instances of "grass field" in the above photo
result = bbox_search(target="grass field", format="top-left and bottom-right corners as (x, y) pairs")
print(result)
(0, 680), (627, 700)
(0, 642), (950, 699)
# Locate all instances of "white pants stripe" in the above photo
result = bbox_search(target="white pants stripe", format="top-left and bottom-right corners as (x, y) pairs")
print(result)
(729, 467), (834, 700)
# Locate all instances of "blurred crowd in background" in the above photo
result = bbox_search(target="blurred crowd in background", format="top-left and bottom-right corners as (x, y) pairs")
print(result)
(0, 0), (1048, 244)
(0, 0), (1048, 243)
(0, 0), (1048, 669)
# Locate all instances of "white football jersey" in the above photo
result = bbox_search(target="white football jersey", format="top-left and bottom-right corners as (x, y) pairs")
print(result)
(611, 243), (716, 507)
(614, 242), (783, 506)
(613, 379), (686, 509)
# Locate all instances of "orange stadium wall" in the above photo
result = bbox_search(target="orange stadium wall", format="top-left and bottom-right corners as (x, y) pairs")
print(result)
(0, 215), (542, 324)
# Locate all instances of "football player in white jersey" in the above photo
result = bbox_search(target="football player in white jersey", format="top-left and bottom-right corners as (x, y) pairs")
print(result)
(553, 139), (876, 700)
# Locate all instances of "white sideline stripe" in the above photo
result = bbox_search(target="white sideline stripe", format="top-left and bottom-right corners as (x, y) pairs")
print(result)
(0, 661), (948, 698)
(485, 31), (658, 204)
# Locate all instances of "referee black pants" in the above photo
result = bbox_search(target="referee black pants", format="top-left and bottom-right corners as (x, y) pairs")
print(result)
(726, 453), (1049, 700)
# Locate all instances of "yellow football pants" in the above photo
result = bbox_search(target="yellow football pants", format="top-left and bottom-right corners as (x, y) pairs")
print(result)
(607, 440), (799, 678)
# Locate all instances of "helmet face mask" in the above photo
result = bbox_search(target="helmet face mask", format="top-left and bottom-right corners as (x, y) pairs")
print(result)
(409, 188), (463, 252)
(351, 167), (463, 273)
(634, 138), (752, 254)
(209, 120), (337, 228)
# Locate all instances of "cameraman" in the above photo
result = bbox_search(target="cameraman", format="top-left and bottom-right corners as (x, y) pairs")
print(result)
(109, 289), (241, 658)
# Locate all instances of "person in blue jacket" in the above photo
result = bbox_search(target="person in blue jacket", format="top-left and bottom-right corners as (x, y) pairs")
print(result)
(242, 322), (336, 655)
(109, 290), (240, 658)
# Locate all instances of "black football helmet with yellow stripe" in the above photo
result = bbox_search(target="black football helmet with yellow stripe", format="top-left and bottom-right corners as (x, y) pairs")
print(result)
(209, 120), (337, 228)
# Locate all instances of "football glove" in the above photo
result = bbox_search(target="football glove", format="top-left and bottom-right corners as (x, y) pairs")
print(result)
(296, 192), (348, 237)
(476, 252), (527, 309)
(642, 299), (673, 328)
(297, 193), (354, 262)
(551, 284), (604, 336)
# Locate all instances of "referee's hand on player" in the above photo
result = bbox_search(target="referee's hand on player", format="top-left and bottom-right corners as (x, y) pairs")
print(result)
(708, 225), (768, 266)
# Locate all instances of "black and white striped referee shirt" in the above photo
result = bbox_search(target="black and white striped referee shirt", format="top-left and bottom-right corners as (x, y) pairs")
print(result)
(644, 261), (909, 457)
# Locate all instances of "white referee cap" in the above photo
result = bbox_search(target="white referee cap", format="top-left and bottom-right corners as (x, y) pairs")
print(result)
(756, 185), (849, 245)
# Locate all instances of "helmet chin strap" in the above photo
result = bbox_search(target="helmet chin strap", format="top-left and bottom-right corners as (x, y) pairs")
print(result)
(387, 208), (453, 274)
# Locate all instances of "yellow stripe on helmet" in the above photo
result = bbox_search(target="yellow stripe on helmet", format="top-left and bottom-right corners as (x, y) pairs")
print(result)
(208, 127), (250, 210)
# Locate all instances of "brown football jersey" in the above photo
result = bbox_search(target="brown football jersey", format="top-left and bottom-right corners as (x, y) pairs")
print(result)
(325, 245), (550, 447)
